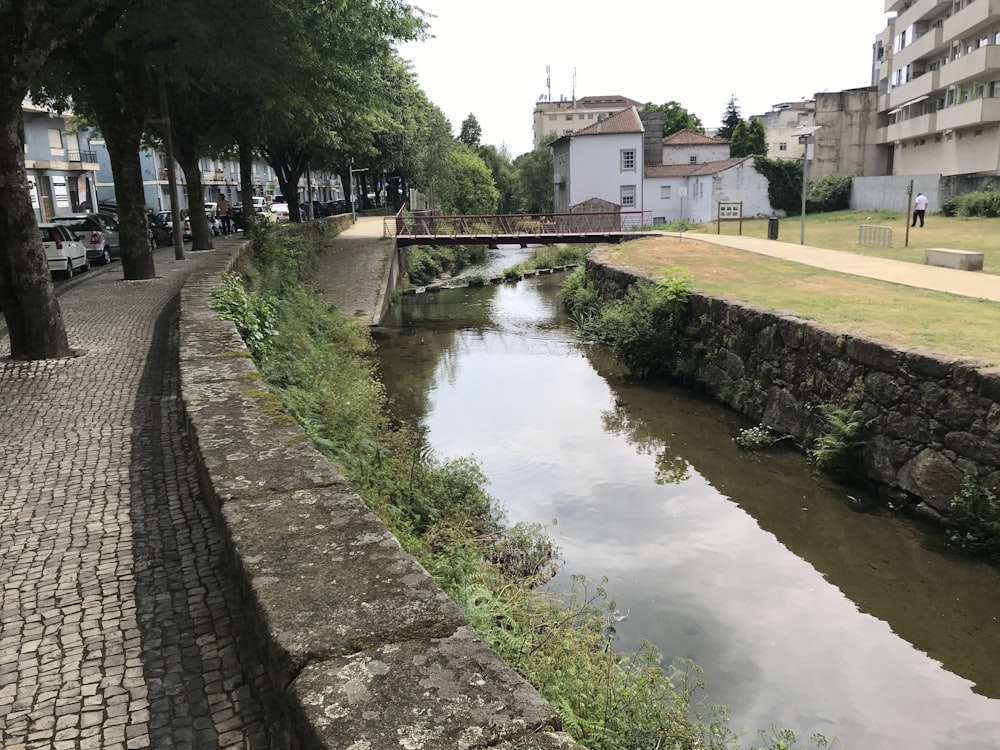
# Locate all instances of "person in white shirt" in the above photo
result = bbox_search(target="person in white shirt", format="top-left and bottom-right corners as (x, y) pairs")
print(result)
(912, 192), (928, 227)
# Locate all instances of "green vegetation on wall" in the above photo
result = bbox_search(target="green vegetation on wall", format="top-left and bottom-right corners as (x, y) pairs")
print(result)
(753, 157), (802, 215)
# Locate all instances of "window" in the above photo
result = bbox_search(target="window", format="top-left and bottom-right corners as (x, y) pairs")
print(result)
(565, 114), (573, 121)
(579, 113), (587, 120)
(548, 114), (556, 121)
(620, 149), (636, 171)
(689, 155), (697, 164)
(778, 142), (788, 151)
(588, 113), (594, 119)
(620, 185), (635, 207)
(47, 128), (65, 156)
(660, 185), (671, 199)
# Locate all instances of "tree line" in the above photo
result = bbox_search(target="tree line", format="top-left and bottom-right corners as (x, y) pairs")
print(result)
(0, 0), (557, 361)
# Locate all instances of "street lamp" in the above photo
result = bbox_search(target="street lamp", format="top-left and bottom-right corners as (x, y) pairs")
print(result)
(792, 125), (821, 245)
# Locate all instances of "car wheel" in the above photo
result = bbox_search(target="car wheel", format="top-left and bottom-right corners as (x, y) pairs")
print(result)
(82, 256), (91, 272)
(101, 248), (111, 265)
(63, 259), (74, 280)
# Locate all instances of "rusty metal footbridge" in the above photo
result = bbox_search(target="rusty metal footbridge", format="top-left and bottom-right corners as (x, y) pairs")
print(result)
(383, 208), (654, 246)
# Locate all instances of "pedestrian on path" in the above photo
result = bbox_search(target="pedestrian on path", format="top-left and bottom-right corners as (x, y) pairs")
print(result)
(217, 193), (232, 236)
(912, 192), (928, 227)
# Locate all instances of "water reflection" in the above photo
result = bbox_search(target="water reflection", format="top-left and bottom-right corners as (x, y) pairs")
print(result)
(372, 269), (1000, 748)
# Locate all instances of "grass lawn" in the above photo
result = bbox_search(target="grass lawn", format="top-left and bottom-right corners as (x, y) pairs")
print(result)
(691, 210), (1000, 275)
(592, 234), (1000, 365)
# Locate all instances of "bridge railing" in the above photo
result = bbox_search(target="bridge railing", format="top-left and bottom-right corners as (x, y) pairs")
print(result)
(383, 209), (652, 239)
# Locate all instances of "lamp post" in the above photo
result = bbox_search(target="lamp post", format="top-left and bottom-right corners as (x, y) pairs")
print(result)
(155, 64), (185, 261)
(793, 125), (821, 246)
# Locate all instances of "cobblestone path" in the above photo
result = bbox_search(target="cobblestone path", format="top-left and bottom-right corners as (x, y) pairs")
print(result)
(1, 249), (289, 749)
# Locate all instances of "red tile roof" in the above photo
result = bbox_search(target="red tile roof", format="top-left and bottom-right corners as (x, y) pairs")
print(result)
(572, 107), (644, 136)
(663, 129), (727, 146)
(644, 157), (751, 178)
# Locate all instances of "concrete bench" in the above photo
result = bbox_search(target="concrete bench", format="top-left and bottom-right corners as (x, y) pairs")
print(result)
(925, 247), (984, 271)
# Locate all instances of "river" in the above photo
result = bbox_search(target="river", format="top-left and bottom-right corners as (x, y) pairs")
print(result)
(372, 248), (1000, 749)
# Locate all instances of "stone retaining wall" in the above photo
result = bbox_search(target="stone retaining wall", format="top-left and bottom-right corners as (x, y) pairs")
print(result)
(177, 227), (582, 748)
(587, 257), (1000, 515)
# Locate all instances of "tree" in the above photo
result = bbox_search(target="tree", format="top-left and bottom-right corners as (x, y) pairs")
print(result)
(0, 0), (130, 360)
(437, 145), (498, 215)
(477, 144), (515, 214)
(718, 95), (742, 141)
(641, 101), (704, 137)
(459, 114), (481, 147)
(512, 137), (554, 214)
(730, 119), (767, 158)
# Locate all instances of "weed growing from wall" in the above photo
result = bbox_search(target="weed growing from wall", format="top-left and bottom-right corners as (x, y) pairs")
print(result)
(947, 474), (1000, 557)
(809, 381), (869, 473)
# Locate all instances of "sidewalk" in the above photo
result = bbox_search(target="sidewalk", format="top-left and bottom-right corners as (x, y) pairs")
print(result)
(312, 216), (392, 323)
(684, 232), (1000, 302)
(0, 240), (288, 749)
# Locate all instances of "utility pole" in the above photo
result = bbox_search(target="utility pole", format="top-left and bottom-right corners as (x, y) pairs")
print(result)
(349, 160), (369, 225)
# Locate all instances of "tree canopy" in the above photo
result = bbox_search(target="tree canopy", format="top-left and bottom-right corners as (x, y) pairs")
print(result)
(718, 95), (742, 141)
(641, 101), (704, 137)
(459, 114), (482, 147)
(729, 119), (767, 158)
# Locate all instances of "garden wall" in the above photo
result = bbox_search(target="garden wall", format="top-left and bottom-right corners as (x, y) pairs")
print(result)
(176, 220), (581, 749)
(586, 257), (1000, 516)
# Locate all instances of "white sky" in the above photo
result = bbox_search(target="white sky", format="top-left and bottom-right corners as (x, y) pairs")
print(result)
(398, 0), (893, 158)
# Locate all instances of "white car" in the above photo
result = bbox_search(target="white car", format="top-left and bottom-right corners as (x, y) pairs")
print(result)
(269, 202), (290, 222)
(39, 223), (89, 278)
(52, 212), (120, 265)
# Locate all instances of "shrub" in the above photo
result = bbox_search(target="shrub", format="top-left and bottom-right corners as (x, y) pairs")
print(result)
(753, 156), (802, 214)
(210, 272), (277, 359)
(950, 188), (1000, 217)
(806, 173), (852, 213)
(504, 244), (590, 275)
(809, 383), (869, 473)
(596, 270), (692, 377)
(947, 474), (1000, 556)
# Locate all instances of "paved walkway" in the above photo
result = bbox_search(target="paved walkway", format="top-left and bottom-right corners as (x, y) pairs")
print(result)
(312, 216), (392, 324)
(0, 240), (288, 750)
(685, 232), (1000, 302)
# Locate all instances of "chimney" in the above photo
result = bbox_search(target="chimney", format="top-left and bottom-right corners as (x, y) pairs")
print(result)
(639, 111), (663, 167)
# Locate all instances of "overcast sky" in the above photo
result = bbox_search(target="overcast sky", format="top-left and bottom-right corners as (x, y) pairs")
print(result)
(398, 0), (893, 158)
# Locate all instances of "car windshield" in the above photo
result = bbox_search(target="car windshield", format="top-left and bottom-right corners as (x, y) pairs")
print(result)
(53, 219), (90, 232)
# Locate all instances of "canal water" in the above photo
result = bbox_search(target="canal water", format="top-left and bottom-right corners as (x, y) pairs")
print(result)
(372, 251), (1000, 749)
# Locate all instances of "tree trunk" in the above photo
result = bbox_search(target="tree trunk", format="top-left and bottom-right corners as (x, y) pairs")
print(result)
(239, 139), (254, 226)
(104, 123), (156, 280)
(177, 149), (211, 250)
(0, 88), (70, 359)
(276, 170), (303, 223)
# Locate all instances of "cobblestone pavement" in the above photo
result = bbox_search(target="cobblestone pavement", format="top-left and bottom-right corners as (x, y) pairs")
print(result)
(0, 244), (289, 749)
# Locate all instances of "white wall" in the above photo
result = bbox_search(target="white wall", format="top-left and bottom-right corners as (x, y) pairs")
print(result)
(714, 161), (774, 218)
(851, 174), (941, 212)
(643, 162), (774, 224)
(568, 132), (644, 208)
(662, 144), (730, 165)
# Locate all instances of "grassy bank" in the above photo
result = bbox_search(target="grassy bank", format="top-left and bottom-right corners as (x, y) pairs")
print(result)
(594, 235), (1000, 365)
(211, 228), (824, 750)
(692, 209), (1000, 275)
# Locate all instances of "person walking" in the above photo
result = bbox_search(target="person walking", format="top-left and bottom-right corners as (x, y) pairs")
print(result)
(217, 193), (232, 236)
(912, 191), (928, 228)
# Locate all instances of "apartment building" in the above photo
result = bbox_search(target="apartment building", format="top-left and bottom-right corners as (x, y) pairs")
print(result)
(532, 94), (643, 150)
(876, 0), (1000, 177)
(751, 100), (817, 160)
(22, 99), (101, 222)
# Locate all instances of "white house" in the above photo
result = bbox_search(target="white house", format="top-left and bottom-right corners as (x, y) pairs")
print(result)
(552, 109), (776, 224)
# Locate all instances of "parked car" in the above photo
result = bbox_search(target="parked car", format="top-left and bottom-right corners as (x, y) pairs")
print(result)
(147, 212), (173, 247)
(51, 212), (119, 265)
(39, 223), (89, 278)
(269, 202), (290, 222)
(156, 209), (192, 241)
(97, 198), (118, 218)
(202, 203), (224, 236)
(300, 201), (331, 219)
(324, 199), (348, 215)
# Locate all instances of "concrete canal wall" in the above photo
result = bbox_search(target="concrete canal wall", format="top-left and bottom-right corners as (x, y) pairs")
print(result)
(587, 257), (1000, 516)
(176, 224), (582, 748)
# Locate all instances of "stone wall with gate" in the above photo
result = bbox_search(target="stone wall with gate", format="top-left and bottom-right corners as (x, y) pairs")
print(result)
(586, 257), (1000, 516)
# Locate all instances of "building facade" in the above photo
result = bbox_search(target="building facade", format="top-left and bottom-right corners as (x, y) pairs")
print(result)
(551, 108), (775, 224)
(532, 94), (643, 150)
(813, 87), (890, 179)
(22, 100), (101, 223)
(750, 100), (817, 160)
(90, 139), (345, 212)
(876, 0), (1000, 177)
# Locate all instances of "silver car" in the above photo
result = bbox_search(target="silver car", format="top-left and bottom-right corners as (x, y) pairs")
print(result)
(52, 212), (120, 265)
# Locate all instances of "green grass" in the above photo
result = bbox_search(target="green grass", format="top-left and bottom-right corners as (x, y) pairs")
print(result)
(593, 235), (1000, 365)
(693, 210), (1000, 275)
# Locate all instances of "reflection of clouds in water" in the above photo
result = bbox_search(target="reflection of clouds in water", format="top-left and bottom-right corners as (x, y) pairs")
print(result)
(381, 276), (1000, 750)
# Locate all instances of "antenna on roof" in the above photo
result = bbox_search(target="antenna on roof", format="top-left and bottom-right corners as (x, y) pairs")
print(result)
(572, 67), (576, 106)
(546, 65), (551, 103)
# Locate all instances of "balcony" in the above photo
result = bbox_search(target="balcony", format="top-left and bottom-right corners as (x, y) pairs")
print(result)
(943, 0), (1000, 43)
(892, 25), (944, 69)
(66, 150), (97, 164)
(888, 69), (940, 108)
(895, 0), (951, 33)
(887, 111), (938, 140)
(939, 44), (1000, 88)
(936, 95), (1000, 130)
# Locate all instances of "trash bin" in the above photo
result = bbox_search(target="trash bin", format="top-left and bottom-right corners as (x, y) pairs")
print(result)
(767, 216), (779, 240)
